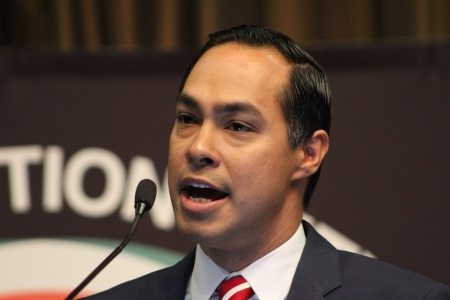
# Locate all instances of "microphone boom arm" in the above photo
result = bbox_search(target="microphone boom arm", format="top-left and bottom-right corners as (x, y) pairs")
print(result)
(65, 199), (152, 299)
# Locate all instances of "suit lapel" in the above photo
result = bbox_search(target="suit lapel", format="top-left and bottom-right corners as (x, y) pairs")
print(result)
(286, 220), (341, 299)
(152, 249), (196, 299)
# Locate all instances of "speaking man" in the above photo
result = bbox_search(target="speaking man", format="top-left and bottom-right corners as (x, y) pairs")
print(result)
(85, 25), (450, 299)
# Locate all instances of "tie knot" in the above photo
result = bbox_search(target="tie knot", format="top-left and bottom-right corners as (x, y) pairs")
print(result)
(218, 275), (255, 300)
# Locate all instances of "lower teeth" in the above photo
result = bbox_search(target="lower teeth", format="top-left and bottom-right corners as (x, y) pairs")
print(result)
(189, 196), (212, 203)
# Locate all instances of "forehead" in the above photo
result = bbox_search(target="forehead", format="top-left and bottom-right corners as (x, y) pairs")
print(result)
(182, 43), (291, 109)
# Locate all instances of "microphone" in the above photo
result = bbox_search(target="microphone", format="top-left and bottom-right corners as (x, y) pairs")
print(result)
(134, 178), (157, 217)
(65, 179), (157, 300)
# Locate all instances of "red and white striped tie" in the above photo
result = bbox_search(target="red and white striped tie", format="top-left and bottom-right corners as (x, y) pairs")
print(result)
(218, 275), (255, 300)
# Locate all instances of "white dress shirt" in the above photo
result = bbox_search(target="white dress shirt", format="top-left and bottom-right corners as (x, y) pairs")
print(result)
(184, 223), (306, 300)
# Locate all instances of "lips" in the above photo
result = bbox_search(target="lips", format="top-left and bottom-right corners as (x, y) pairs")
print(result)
(182, 182), (229, 203)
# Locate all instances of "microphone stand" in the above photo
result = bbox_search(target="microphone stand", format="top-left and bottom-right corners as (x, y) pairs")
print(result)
(65, 203), (147, 300)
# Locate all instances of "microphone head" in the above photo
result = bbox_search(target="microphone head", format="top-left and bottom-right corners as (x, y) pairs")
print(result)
(134, 179), (157, 213)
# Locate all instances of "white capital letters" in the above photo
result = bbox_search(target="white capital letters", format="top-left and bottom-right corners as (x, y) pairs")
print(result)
(0, 145), (43, 213)
(42, 146), (64, 212)
(64, 148), (125, 218)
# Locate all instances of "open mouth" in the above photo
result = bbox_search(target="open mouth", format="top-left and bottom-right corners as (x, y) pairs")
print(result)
(183, 183), (229, 203)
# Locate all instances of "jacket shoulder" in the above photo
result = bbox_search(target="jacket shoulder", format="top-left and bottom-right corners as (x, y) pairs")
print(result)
(336, 249), (450, 299)
(82, 249), (195, 300)
(300, 221), (450, 299)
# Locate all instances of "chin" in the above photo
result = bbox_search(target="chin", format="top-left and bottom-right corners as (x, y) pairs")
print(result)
(178, 223), (218, 246)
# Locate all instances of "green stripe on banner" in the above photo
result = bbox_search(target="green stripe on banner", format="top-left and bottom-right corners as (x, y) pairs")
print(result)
(0, 238), (184, 266)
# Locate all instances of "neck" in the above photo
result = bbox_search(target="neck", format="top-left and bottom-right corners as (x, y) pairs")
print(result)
(202, 216), (302, 272)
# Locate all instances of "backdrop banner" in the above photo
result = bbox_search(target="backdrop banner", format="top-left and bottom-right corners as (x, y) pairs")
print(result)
(1, 43), (449, 297)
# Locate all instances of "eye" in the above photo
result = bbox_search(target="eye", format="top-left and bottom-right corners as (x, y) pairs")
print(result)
(226, 121), (252, 132)
(177, 113), (197, 125)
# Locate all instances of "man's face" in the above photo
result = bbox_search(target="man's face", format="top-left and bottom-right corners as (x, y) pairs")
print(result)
(168, 43), (307, 254)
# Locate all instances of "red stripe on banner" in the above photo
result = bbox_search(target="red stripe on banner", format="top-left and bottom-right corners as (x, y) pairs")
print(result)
(0, 291), (90, 300)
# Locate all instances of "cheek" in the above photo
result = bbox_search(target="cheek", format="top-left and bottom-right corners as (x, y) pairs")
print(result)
(168, 135), (184, 165)
(231, 146), (294, 196)
(168, 138), (184, 187)
(230, 152), (275, 195)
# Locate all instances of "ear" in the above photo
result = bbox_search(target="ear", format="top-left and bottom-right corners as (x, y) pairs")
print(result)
(292, 130), (329, 180)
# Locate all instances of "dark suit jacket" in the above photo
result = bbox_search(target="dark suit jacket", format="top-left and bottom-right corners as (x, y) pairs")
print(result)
(84, 221), (450, 299)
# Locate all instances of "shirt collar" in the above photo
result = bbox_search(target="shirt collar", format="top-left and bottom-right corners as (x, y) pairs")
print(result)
(241, 223), (305, 300)
(190, 245), (229, 300)
(189, 223), (306, 300)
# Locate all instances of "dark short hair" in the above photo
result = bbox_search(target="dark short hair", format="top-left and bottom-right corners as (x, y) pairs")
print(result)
(178, 25), (331, 209)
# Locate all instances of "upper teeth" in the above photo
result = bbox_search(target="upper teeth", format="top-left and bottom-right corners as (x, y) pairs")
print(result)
(191, 183), (209, 188)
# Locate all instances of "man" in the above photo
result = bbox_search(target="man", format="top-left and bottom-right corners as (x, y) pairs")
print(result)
(85, 25), (450, 299)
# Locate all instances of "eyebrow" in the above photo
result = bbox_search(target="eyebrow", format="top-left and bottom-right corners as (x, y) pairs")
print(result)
(176, 93), (200, 110)
(176, 92), (263, 117)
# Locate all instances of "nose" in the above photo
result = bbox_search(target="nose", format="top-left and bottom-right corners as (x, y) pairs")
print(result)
(186, 125), (219, 169)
